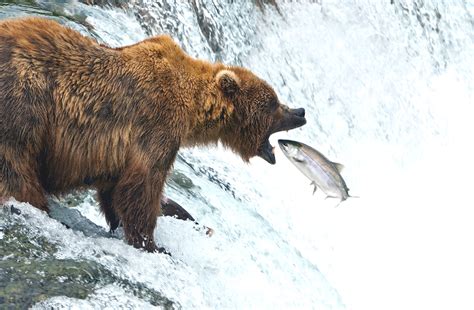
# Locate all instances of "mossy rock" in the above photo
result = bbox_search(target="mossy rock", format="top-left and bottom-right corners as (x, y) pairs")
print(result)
(0, 216), (175, 308)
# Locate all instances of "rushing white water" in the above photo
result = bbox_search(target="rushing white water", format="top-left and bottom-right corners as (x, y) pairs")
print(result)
(247, 2), (474, 310)
(2, 1), (474, 309)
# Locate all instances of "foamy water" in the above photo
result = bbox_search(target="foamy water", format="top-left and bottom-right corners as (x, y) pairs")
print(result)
(1, 1), (474, 309)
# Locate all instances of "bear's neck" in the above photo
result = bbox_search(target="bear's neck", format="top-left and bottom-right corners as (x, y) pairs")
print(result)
(184, 85), (235, 147)
(181, 63), (236, 147)
(123, 37), (235, 147)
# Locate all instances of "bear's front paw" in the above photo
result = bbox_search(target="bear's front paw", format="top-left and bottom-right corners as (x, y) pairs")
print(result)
(145, 242), (170, 256)
(156, 246), (171, 255)
(128, 234), (170, 255)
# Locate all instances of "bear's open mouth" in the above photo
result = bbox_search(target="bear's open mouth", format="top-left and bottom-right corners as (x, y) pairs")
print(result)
(258, 107), (306, 164)
(258, 139), (276, 164)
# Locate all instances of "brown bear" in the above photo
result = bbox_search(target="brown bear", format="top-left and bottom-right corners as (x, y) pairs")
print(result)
(0, 17), (306, 252)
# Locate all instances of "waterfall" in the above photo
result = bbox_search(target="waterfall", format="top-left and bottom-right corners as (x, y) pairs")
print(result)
(1, 1), (473, 309)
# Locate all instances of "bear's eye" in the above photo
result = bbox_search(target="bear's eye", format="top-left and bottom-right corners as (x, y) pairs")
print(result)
(266, 98), (278, 112)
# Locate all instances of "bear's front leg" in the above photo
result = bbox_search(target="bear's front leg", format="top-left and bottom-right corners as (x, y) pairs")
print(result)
(113, 149), (176, 253)
(113, 165), (161, 252)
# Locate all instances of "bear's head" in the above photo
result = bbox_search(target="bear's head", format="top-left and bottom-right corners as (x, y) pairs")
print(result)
(216, 68), (306, 164)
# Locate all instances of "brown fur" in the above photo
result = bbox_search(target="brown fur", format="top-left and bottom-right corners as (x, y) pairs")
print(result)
(0, 17), (305, 252)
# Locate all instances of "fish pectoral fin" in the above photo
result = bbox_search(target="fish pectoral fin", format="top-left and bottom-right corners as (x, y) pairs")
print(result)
(332, 162), (345, 172)
(325, 195), (338, 200)
(311, 182), (317, 195)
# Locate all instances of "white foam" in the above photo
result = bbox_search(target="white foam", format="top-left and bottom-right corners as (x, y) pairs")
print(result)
(4, 1), (473, 309)
(32, 285), (157, 309)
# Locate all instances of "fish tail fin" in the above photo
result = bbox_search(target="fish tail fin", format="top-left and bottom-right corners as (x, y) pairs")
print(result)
(347, 188), (359, 199)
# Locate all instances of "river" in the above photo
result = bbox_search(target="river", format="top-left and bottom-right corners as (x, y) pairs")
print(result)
(1, 1), (473, 309)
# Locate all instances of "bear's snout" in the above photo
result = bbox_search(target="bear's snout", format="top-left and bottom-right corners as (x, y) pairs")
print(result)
(291, 107), (305, 118)
(272, 106), (307, 134)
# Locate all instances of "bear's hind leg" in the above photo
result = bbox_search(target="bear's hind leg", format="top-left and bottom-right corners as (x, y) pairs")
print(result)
(0, 154), (48, 212)
(97, 187), (120, 232)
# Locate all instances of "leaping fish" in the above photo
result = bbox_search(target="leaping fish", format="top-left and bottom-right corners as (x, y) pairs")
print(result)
(278, 139), (355, 203)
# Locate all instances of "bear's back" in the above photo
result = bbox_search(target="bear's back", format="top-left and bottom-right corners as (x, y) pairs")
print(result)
(0, 17), (100, 57)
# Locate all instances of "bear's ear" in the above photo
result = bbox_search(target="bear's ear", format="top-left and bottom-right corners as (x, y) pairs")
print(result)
(216, 70), (240, 97)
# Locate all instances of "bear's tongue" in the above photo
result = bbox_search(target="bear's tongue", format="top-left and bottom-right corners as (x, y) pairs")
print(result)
(258, 139), (276, 165)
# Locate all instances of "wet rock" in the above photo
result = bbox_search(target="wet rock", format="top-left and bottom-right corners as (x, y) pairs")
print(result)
(191, 0), (223, 54)
(0, 210), (175, 309)
(78, 0), (129, 9)
(47, 198), (113, 238)
(10, 205), (21, 215)
(253, 0), (280, 13)
(169, 170), (195, 190)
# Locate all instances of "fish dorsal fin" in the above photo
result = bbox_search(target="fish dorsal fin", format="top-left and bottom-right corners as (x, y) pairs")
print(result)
(332, 162), (344, 172)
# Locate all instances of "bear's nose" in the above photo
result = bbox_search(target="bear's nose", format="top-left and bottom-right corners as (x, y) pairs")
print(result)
(291, 108), (305, 118)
